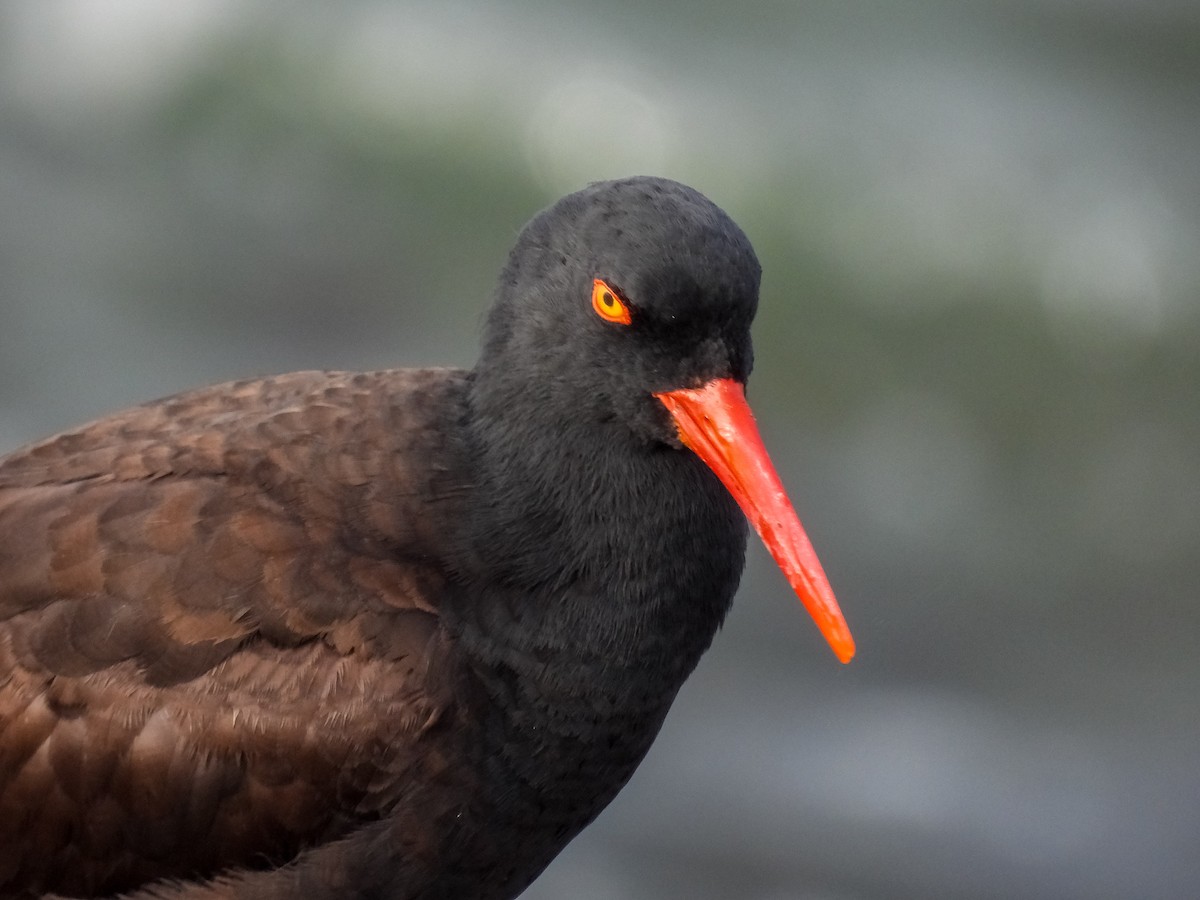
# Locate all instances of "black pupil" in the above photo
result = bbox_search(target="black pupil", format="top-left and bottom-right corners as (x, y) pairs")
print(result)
(603, 293), (614, 307)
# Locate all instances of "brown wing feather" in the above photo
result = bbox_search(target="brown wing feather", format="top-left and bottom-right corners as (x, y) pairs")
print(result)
(0, 369), (472, 898)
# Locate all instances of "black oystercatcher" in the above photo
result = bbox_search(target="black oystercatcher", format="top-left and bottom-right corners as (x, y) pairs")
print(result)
(0, 177), (853, 899)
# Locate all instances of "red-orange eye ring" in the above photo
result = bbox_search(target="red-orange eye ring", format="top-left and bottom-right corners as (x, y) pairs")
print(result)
(591, 278), (632, 326)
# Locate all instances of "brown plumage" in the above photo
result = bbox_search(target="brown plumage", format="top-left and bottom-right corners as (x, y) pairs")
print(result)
(0, 178), (853, 899)
(0, 370), (478, 897)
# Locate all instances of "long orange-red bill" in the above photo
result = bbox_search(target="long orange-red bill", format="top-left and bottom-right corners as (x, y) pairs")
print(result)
(655, 378), (855, 663)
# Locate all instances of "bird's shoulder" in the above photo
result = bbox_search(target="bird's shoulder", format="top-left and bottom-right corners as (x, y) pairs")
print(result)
(0, 365), (474, 631)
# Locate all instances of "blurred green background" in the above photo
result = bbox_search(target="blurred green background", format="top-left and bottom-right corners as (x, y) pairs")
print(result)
(1, 2), (1197, 898)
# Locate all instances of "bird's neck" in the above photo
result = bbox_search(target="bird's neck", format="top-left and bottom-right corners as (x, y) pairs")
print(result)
(446, 375), (747, 701)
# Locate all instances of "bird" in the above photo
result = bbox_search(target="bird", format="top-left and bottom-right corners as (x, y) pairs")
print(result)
(0, 176), (854, 899)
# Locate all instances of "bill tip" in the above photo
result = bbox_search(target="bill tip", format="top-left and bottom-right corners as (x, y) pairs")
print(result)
(828, 628), (856, 664)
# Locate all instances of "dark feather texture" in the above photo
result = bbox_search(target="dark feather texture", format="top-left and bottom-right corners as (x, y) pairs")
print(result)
(0, 177), (767, 899)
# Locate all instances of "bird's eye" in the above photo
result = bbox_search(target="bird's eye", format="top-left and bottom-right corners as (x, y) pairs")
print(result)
(591, 278), (632, 326)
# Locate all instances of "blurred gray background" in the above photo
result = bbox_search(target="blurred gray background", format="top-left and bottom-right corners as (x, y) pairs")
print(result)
(1, 2), (1197, 898)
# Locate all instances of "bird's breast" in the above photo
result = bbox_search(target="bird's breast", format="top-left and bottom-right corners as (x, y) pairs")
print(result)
(440, 442), (748, 864)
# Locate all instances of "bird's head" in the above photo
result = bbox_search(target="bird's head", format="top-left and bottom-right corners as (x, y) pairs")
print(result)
(473, 176), (854, 663)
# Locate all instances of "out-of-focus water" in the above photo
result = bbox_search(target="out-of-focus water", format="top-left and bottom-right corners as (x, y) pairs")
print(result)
(1, 3), (1197, 898)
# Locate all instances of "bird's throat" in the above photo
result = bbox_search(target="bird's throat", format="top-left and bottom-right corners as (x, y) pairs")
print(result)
(447, 393), (747, 701)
